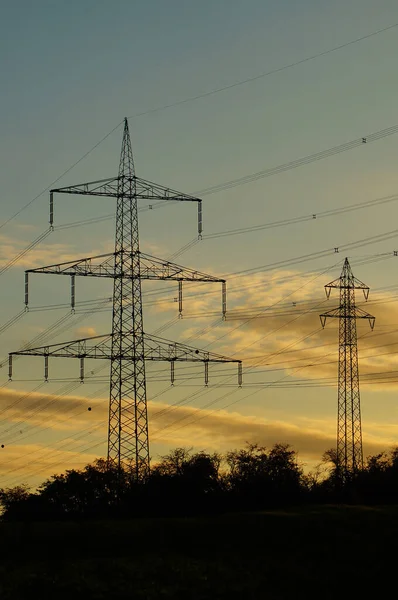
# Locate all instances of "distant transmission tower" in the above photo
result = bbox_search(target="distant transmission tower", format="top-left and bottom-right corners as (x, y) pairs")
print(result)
(8, 119), (242, 478)
(320, 258), (375, 474)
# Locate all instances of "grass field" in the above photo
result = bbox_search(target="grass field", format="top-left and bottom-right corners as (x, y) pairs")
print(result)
(0, 505), (396, 599)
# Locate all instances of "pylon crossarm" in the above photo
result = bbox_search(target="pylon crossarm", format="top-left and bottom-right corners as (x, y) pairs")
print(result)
(9, 333), (113, 359)
(26, 252), (116, 277)
(52, 175), (200, 203)
(134, 176), (200, 202)
(8, 334), (113, 381)
(144, 333), (242, 385)
(51, 175), (203, 236)
(24, 251), (227, 317)
(320, 307), (341, 326)
(139, 253), (224, 282)
(26, 251), (223, 281)
(354, 307), (375, 329)
(52, 177), (119, 197)
(325, 281), (370, 300)
(320, 306), (375, 329)
(140, 253), (226, 318)
(144, 333), (238, 362)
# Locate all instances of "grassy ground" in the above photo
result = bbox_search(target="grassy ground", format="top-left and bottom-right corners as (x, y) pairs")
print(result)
(0, 505), (396, 599)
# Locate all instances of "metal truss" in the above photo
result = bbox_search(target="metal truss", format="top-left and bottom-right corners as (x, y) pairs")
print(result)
(320, 258), (375, 475)
(24, 251), (227, 318)
(10, 118), (241, 478)
(9, 333), (242, 385)
(50, 176), (203, 237)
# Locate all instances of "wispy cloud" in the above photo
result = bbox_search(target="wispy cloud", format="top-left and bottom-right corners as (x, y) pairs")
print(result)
(0, 384), (393, 488)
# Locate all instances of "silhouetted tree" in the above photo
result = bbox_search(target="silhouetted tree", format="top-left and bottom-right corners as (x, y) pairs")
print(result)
(226, 443), (304, 508)
(4, 442), (398, 522)
(148, 448), (223, 515)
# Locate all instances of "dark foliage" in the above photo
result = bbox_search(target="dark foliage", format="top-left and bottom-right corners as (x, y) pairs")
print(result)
(2, 443), (398, 522)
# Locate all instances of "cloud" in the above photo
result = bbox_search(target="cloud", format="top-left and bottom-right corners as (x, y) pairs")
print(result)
(147, 267), (398, 391)
(75, 326), (97, 338)
(0, 381), (396, 487)
(0, 233), (77, 269)
(0, 442), (102, 487)
(148, 401), (390, 462)
(0, 387), (107, 432)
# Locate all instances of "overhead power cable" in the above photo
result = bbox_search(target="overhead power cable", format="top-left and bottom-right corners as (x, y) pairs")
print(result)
(203, 192), (398, 240)
(0, 228), (52, 276)
(127, 22), (398, 119)
(0, 121), (123, 231)
(195, 124), (398, 196)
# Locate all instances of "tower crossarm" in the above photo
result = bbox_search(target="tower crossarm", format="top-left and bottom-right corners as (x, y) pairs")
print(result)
(139, 253), (224, 282)
(320, 306), (375, 329)
(143, 334), (242, 386)
(324, 258), (370, 300)
(50, 176), (203, 236)
(9, 334), (113, 360)
(51, 176), (200, 203)
(25, 251), (223, 280)
(24, 252), (227, 317)
(8, 334), (113, 382)
(26, 252), (117, 277)
(8, 332), (243, 386)
(144, 333), (239, 362)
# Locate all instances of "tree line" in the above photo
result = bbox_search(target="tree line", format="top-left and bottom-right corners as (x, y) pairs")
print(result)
(1, 443), (398, 521)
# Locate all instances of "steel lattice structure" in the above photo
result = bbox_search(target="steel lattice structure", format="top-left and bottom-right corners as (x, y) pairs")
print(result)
(9, 119), (242, 479)
(320, 258), (375, 474)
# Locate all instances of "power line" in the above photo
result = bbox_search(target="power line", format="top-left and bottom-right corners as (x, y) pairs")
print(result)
(127, 22), (398, 119)
(0, 121), (123, 231)
(195, 125), (398, 196)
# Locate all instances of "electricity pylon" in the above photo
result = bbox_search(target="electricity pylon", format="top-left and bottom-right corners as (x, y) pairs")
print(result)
(320, 258), (375, 474)
(9, 118), (242, 479)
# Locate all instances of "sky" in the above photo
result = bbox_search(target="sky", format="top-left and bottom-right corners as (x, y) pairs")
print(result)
(2, 0), (398, 487)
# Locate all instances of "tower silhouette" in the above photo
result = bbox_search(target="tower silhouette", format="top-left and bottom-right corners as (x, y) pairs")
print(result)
(9, 119), (242, 478)
(320, 258), (375, 473)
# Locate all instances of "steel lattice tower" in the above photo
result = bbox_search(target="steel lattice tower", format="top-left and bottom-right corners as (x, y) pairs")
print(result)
(9, 119), (242, 479)
(320, 258), (375, 474)
(109, 120), (148, 472)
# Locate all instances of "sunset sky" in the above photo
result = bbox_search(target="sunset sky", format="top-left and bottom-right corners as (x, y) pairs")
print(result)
(2, 0), (398, 487)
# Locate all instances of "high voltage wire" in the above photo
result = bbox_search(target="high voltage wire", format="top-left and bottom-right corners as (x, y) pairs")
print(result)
(0, 251), (393, 375)
(148, 279), (335, 430)
(1, 23), (397, 267)
(4, 309), (397, 484)
(137, 252), (397, 312)
(3, 131), (398, 283)
(3, 135), (398, 478)
(155, 298), (382, 437)
(2, 251), (394, 420)
(0, 121), (124, 231)
(1, 292), (395, 481)
(127, 22), (398, 119)
(148, 264), (384, 438)
(150, 327), (375, 443)
(195, 125), (398, 196)
(0, 261), (337, 476)
(54, 189), (398, 242)
(0, 229), (53, 276)
(3, 27), (398, 483)
(203, 192), (398, 240)
(0, 364), (109, 443)
(1, 15), (389, 236)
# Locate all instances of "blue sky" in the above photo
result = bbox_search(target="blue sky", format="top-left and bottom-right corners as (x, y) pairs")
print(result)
(2, 0), (398, 486)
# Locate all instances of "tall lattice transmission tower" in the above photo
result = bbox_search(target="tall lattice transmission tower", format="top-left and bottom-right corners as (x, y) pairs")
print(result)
(320, 258), (375, 474)
(8, 119), (242, 478)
